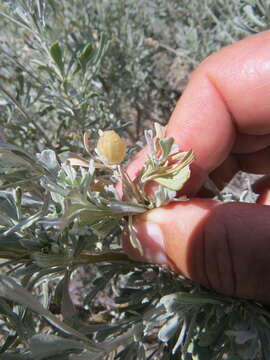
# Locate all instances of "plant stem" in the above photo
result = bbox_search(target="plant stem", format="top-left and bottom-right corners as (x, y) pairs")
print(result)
(78, 250), (137, 264)
(0, 83), (53, 147)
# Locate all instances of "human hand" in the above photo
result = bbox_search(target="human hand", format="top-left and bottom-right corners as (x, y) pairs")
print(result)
(124, 31), (270, 303)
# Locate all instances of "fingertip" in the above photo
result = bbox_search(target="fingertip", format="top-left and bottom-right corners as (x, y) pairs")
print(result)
(123, 199), (219, 279)
(122, 213), (172, 267)
(252, 175), (270, 205)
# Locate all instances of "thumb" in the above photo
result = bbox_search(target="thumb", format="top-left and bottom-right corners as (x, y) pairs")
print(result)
(123, 199), (270, 303)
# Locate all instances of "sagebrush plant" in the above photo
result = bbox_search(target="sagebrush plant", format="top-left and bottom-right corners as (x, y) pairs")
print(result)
(0, 0), (270, 359)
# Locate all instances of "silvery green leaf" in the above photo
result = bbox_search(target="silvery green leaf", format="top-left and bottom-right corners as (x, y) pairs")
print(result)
(258, 328), (270, 359)
(4, 194), (49, 235)
(80, 160), (95, 196)
(137, 344), (146, 360)
(90, 217), (118, 237)
(50, 42), (65, 75)
(69, 352), (105, 360)
(35, 0), (46, 26)
(128, 215), (143, 255)
(26, 266), (64, 291)
(0, 97), (9, 105)
(192, 343), (216, 359)
(159, 292), (224, 313)
(73, 43), (93, 74)
(0, 192), (18, 225)
(158, 137), (174, 162)
(95, 324), (125, 343)
(90, 32), (108, 67)
(0, 150), (31, 171)
(0, 10), (32, 33)
(62, 193), (99, 219)
(0, 142), (46, 175)
(29, 334), (85, 360)
(106, 199), (146, 215)
(0, 213), (14, 227)
(61, 271), (76, 320)
(154, 165), (190, 191)
(0, 275), (99, 345)
(171, 143), (179, 154)
(153, 186), (176, 207)
(198, 320), (226, 347)
(116, 342), (139, 360)
(62, 190), (146, 230)
(235, 339), (259, 360)
(0, 354), (32, 360)
(0, 335), (20, 357)
(154, 122), (166, 138)
(158, 314), (180, 342)
(13, 5), (30, 25)
(144, 129), (156, 161)
(239, 178), (259, 203)
(132, 322), (144, 342)
(240, 189), (259, 203)
(60, 206), (96, 229)
(36, 149), (60, 176)
(58, 151), (75, 163)
(104, 183), (120, 200)
(117, 166), (144, 203)
(4, 211), (39, 235)
(172, 319), (187, 354)
(62, 163), (78, 183)
(0, 297), (19, 321)
(181, 313), (197, 356)
(40, 176), (68, 198)
(226, 330), (257, 345)
(243, 4), (267, 27)
(35, 217), (60, 228)
(0, 275), (46, 315)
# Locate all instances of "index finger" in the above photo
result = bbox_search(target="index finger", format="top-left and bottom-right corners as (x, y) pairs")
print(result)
(167, 30), (270, 193)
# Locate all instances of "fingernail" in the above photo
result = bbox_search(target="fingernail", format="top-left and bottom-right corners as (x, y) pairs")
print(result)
(133, 220), (169, 265)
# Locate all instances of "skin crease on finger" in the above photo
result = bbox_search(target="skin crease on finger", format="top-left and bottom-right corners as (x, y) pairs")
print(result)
(165, 30), (270, 193)
(123, 199), (270, 303)
(123, 31), (270, 303)
(125, 31), (270, 195)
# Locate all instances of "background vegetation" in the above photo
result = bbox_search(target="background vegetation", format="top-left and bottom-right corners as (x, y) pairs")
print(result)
(0, 0), (270, 359)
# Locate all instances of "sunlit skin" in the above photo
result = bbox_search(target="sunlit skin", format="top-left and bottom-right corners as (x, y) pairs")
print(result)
(123, 31), (270, 303)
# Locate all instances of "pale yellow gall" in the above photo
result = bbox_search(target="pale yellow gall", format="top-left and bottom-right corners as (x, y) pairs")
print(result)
(97, 130), (126, 165)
